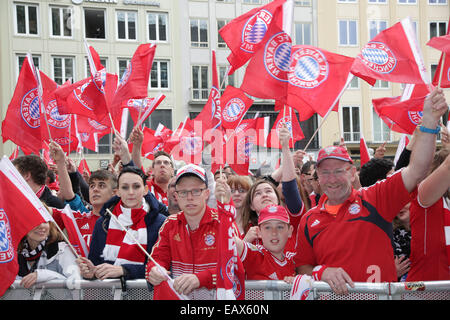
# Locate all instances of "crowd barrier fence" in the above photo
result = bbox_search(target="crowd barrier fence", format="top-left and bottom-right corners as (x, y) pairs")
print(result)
(1, 279), (449, 300)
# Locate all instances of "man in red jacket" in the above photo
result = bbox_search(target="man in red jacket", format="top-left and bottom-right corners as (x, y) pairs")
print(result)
(146, 164), (220, 299)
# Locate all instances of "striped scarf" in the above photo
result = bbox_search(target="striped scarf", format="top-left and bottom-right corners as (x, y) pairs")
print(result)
(103, 199), (149, 266)
(21, 238), (47, 261)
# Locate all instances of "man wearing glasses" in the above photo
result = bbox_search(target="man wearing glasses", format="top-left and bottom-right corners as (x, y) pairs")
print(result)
(146, 164), (221, 299)
(295, 88), (448, 295)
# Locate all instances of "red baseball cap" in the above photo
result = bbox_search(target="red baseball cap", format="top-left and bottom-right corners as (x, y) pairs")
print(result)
(175, 164), (208, 186)
(258, 204), (290, 225)
(316, 146), (353, 166)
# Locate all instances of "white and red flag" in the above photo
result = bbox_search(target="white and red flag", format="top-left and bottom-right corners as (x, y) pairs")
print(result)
(220, 86), (254, 130)
(266, 106), (304, 149)
(351, 17), (429, 86)
(359, 136), (371, 167)
(122, 93), (165, 128)
(219, 0), (286, 74)
(428, 21), (450, 88)
(216, 200), (245, 300)
(0, 156), (53, 297)
(78, 157), (91, 176)
(287, 46), (354, 121)
(169, 118), (204, 165)
(57, 205), (89, 258)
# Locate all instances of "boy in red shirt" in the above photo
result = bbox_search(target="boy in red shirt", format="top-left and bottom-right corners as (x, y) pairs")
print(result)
(235, 204), (296, 281)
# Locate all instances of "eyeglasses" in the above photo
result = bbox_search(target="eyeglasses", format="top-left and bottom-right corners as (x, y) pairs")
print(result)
(317, 166), (351, 178)
(175, 188), (207, 198)
(231, 188), (247, 194)
(154, 160), (172, 167)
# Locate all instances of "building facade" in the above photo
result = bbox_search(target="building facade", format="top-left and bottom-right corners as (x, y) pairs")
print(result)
(0, 0), (448, 171)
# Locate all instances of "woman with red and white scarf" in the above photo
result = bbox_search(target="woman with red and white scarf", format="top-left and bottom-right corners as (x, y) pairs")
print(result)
(77, 135), (167, 281)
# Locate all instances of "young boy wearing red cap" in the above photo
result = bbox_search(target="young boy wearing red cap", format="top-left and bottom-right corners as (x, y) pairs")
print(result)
(235, 204), (296, 281)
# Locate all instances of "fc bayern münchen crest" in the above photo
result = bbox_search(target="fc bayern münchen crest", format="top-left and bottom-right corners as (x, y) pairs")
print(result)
(74, 81), (94, 111)
(237, 137), (254, 161)
(20, 88), (40, 128)
(276, 116), (293, 135)
(223, 98), (246, 123)
(264, 32), (291, 82)
(0, 209), (14, 264)
(180, 135), (202, 155)
(359, 41), (397, 74)
(88, 118), (108, 131)
(225, 257), (242, 298)
(408, 111), (423, 125)
(289, 47), (329, 88)
(46, 100), (70, 129)
(241, 9), (273, 53)
(93, 68), (106, 94)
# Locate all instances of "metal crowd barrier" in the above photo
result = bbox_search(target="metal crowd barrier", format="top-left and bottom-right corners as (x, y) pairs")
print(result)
(1, 279), (449, 300)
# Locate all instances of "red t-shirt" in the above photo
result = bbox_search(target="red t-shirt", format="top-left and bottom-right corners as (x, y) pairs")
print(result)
(241, 242), (296, 280)
(295, 170), (412, 283)
(407, 194), (450, 281)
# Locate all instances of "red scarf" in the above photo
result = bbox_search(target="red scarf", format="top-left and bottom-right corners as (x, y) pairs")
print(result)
(103, 199), (148, 266)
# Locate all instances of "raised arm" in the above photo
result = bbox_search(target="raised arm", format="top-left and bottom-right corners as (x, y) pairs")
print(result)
(129, 126), (144, 170)
(401, 88), (448, 192)
(49, 141), (75, 201)
(112, 132), (132, 166)
(417, 152), (450, 207)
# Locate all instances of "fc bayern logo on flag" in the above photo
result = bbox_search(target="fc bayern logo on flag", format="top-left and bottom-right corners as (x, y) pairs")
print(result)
(264, 32), (291, 82)
(74, 81), (94, 111)
(180, 136), (202, 156)
(240, 9), (272, 53)
(46, 100), (70, 129)
(20, 88), (40, 128)
(88, 118), (108, 131)
(118, 63), (132, 89)
(0, 209), (14, 264)
(237, 137), (254, 161)
(225, 257), (242, 298)
(289, 47), (329, 89)
(276, 116), (293, 135)
(359, 41), (397, 74)
(408, 111), (423, 125)
(223, 98), (246, 122)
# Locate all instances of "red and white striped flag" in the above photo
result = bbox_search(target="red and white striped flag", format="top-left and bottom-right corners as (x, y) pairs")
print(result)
(57, 205), (89, 258)
(393, 134), (410, 166)
(0, 156), (52, 296)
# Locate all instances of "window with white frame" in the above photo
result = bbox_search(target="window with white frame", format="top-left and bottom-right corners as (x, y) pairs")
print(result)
(372, 108), (391, 142)
(117, 58), (131, 80)
(84, 8), (105, 39)
(428, 0), (447, 4)
(342, 106), (360, 142)
(295, 22), (312, 45)
(348, 76), (359, 89)
(85, 57), (107, 77)
(147, 12), (168, 42)
(150, 60), (169, 89)
(429, 21), (448, 39)
(369, 20), (387, 40)
(17, 54), (40, 80)
(398, 0), (416, 3)
(117, 10), (137, 40)
(243, 0), (261, 4)
(339, 20), (358, 46)
(219, 66), (235, 95)
(295, 0), (311, 5)
(190, 19), (208, 48)
(217, 19), (229, 48)
(50, 6), (72, 37)
(368, 0), (387, 3)
(337, 0), (357, 2)
(192, 65), (209, 100)
(14, 2), (39, 36)
(372, 80), (389, 89)
(52, 56), (74, 85)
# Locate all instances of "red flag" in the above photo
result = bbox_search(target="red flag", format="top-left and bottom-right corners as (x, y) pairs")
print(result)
(74, 115), (110, 152)
(9, 146), (20, 161)
(266, 106), (304, 148)
(240, 16), (291, 101)
(1, 57), (42, 154)
(0, 157), (53, 297)
(216, 200), (245, 300)
(194, 50), (222, 137)
(85, 41), (105, 75)
(372, 95), (426, 134)
(429, 22), (450, 88)
(220, 86), (254, 130)
(122, 93), (165, 127)
(169, 119), (204, 165)
(219, 0), (285, 74)
(78, 158), (91, 176)
(359, 136), (371, 167)
(57, 205), (89, 258)
(141, 125), (174, 160)
(427, 34), (450, 54)
(351, 17), (429, 86)
(110, 43), (156, 120)
(287, 46), (355, 120)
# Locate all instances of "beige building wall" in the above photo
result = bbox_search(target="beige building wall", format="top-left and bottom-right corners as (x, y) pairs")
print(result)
(317, 0), (449, 163)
